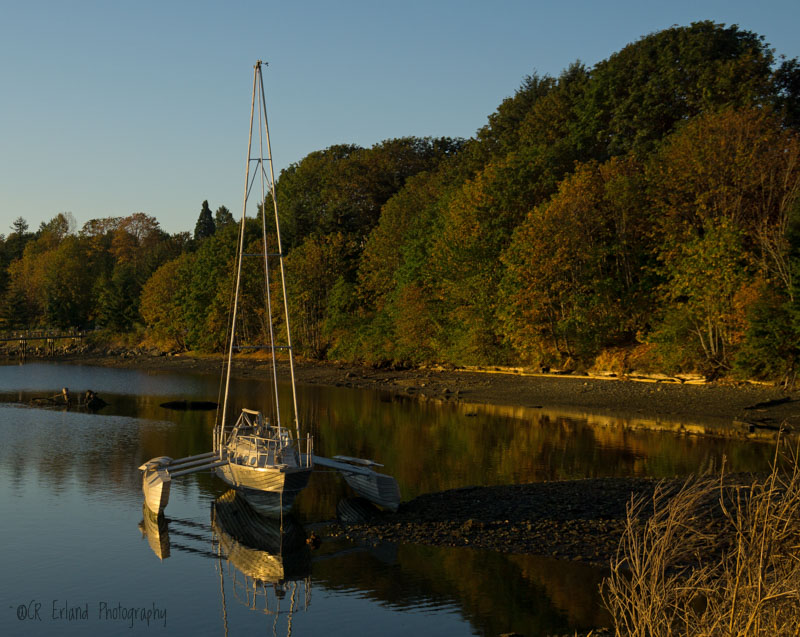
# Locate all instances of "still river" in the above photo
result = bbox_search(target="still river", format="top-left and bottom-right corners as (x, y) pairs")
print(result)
(0, 362), (776, 636)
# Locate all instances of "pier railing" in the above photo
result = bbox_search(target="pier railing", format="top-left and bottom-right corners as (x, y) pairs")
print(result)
(0, 329), (89, 358)
(0, 329), (88, 343)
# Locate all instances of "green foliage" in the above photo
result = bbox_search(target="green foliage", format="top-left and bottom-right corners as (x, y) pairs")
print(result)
(734, 286), (800, 381)
(41, 236), (93, 328)
(10, 217), (28, 235)
(94, 264), (140, 330)
(324, 277), (365, 361)
(181, 222), (240, 350)
(214, 205), (235, 228)
(285, 233), (355, 358)
(646, 108), (800, 373)
(500, 157), (652, 363)
(0, 277), (35, 329)
(276, 137), (462, 248)
(651, 222), (753, 373)
(573, 21), (783, 156)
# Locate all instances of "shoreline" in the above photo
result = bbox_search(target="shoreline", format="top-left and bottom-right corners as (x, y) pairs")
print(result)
(8, 349), (799, 438)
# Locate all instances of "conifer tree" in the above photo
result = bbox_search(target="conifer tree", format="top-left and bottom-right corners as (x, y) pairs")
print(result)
(193, 200), (215, 240)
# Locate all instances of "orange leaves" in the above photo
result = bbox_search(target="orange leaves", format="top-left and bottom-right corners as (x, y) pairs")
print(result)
(499, 156), (651, 362)
(650, 107), (800, 239)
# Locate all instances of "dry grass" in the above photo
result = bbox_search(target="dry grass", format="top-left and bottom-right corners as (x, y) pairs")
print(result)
(602, 435), (800, 636)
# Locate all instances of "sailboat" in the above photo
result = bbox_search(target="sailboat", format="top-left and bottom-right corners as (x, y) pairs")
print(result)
(212, 59), (313, 517)
(139, 61), (399, 518)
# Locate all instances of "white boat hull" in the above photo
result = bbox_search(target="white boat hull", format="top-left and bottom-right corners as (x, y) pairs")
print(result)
(215, 463), (312, 517)
(342, 470), (401, 512)
(142, 466), (171, 516)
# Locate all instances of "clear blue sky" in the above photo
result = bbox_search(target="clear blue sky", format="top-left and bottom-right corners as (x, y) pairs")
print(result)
(1, 0), (798, 235)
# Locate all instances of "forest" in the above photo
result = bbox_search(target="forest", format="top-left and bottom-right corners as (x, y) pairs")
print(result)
(2, 22), (800, 382)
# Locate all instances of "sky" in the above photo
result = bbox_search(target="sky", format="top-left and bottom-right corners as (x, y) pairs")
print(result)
(1, 0), (798, 236)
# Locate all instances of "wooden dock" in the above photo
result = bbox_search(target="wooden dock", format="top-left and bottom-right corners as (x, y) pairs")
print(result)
(0, 330), (88, 358)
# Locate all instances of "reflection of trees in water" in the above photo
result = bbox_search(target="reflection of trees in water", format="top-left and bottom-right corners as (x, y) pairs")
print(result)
(0, 397), (216, 497)
(303, 386), (775, 501)
(1, 375), (776, 519)
(139, 489), (611, 636)
(312, 540), (610, 636)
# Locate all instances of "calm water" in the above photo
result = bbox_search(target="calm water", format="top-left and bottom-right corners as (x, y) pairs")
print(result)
(0, 363), (776, 636)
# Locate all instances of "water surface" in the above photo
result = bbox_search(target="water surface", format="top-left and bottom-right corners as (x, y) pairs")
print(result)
(0, 363), (775, 636)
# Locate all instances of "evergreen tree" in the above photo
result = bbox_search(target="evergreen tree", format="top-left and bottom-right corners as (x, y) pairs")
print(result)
(193, 200), (216, 240)
(11, 217), (28, 235)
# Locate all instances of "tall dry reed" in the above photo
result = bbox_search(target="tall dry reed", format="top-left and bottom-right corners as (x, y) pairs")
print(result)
(602, 435), (800, 636)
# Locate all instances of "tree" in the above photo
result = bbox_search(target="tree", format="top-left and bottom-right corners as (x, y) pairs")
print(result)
(573, 21), (791, 157)
(215, 205), (235, 228)
(646, 107), (800, 372)
(649, 107), (800, 296)
(140, 255), (192, 349)
(41, 236), (93, 328)
(194, 200), (216, 240)
(180, 221), (241, 350)
(285, 233), (354, 358)
(500, 157), (651, 363)
(276, 137), (462, 248)
(38, 212), (75, 239)
(94, 264), (141, 330)
(11, 217), (28, 235)
(651, 222), (753, 373)
(358, 169), (450, 311)
(474, 72), (560, 162)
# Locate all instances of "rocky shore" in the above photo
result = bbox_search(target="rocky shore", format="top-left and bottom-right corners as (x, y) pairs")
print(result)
(320, 472), (761, 570)
(322, 478), (661, 567)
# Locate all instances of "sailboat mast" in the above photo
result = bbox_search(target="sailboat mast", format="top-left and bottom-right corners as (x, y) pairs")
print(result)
(218, 64), (258, 447)
(258, 63), (302, 443)
(255, 65), (283, 429)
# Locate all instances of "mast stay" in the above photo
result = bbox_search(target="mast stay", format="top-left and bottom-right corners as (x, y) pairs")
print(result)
(216, 60), (301, 450)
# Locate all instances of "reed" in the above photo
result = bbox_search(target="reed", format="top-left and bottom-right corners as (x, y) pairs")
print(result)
(602, 434), (800, 636)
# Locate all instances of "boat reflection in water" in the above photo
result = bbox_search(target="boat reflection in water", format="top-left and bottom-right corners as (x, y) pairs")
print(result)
(139, 490), (312, 628)
(138, 506), (171, 560)
(212, 490), (311, 617)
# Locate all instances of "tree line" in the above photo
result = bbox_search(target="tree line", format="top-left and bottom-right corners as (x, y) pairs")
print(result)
(2, 22), (799, 381)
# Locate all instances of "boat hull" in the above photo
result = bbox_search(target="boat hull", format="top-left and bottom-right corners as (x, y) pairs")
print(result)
(215, 463), (312, 517)
(342, 471), (401, 512)
(142, 466), (171, 515)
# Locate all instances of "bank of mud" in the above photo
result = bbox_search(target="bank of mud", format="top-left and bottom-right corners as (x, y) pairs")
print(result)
(17, 347), (800, 438)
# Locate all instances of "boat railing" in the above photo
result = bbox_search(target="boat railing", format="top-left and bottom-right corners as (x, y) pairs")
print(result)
(227, 432), (313, 469)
